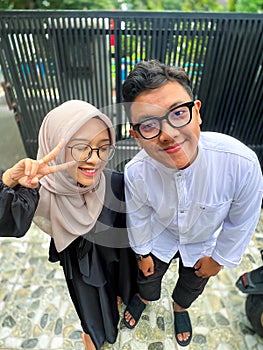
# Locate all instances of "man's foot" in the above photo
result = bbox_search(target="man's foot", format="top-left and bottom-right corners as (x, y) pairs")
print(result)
(123, 294), (147, 329)
(173, 303), (192, 347)
(81, 333), (96, 350)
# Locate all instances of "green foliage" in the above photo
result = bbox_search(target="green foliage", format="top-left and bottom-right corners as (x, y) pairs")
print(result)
(162, 0), (182, 10)
(0, 0), (115, 9)
(0, 0), (36, 9)
(0, 0), (262, 12)
(0, 0), (11, 8)
(182, 0), (223, 11)
(228, 0), (237, 11)
(59, 0), (114, 9)
(236, 0), (263, 12)
(129, 0), (163, 11)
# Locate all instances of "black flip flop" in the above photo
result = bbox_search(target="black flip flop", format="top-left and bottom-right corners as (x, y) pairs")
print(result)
(123, 294), (146, 329)
(174, 310), (192, 347)
(236, 266), (263, 294)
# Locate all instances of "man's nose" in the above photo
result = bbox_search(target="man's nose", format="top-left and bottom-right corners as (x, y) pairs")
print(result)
(158, 120), (180, 142)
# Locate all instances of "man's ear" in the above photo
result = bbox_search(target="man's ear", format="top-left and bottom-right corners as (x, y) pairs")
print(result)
(129, 129), (143, 148)
(194, 100), (202, 125)
(129, 128), (137, 138)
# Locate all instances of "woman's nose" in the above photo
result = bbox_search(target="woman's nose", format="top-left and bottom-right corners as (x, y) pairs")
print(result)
(86, 149), (100, 162)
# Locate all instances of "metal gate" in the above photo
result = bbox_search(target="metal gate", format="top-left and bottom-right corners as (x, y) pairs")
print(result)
(0, 11), (262, 169)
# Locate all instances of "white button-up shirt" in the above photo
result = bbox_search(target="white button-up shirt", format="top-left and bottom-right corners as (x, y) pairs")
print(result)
(124, 132), (263, 268)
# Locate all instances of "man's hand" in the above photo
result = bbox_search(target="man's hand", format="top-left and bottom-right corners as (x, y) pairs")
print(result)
(2, 140), (75, 189)
(194, 256), (223, 278)
(138, 255), (154, 277)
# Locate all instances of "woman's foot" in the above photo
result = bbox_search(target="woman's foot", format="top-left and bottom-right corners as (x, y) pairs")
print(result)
(81, 333), (96, 350)
(173, 302), (192, 346)
(124, 294), (148, 328)
(117, 296), (122, 307)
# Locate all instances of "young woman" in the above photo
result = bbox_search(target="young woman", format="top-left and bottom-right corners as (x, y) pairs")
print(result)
(1, 100), (137, 350)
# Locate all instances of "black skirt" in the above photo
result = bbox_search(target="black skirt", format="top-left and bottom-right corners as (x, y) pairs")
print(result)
(49, 169), (138, 349)
(49, 237), (137, 349)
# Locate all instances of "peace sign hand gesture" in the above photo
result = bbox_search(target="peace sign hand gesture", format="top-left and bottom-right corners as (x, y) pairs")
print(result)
(2, 140), (75, 189)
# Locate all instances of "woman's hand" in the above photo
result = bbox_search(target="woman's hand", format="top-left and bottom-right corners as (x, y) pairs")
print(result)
(2, 140), (75, 188)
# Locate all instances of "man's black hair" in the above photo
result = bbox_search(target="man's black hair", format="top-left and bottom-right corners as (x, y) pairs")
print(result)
(122, 60), (193, 119)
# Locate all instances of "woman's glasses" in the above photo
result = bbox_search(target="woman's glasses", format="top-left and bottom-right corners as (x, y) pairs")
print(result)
(67, 143), (115, 162)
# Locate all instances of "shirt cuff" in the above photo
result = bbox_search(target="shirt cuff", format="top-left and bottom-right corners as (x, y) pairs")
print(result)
(212, 250), (241, 268)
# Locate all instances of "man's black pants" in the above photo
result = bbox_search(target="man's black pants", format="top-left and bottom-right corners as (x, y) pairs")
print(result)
(137, 252), (209, 309)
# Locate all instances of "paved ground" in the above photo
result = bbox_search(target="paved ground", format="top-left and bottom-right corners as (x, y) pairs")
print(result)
(0, 92), (263, 349)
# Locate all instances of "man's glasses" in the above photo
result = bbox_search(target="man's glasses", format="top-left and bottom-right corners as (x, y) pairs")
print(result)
(67, 143), (115, 162)
(131, 101), (195, 140)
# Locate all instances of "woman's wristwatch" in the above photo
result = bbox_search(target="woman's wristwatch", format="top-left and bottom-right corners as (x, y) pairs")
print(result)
(135, 253), (150, 261)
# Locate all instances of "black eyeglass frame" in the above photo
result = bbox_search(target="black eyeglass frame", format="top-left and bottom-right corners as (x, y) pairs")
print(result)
(66, 143), (115, 162)
(131, 101), (195, 140)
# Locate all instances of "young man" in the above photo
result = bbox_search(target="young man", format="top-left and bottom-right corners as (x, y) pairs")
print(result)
(122, 60), (263, 347)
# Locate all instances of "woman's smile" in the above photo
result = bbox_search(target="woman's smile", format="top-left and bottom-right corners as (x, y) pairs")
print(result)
(78, 166), (99, 177)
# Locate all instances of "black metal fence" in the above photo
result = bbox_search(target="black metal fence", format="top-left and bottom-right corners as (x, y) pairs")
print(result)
(0, 11), (262, 169)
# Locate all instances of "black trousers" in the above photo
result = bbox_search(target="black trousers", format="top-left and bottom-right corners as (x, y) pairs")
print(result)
(137, 252), (209, 309)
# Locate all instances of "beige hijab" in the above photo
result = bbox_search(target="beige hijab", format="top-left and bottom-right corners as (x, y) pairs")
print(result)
(33, 100), (115, 252)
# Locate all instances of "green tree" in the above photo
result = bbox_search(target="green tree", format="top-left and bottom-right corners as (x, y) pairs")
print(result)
(125, 0), (172, 10)
(54, 0), (114, 9)
(235, 0), (263, 12)
(0, 0), (115, 9)
(228, 0), (237, 11)
(0, 0), (37, 8)
(162, 0), (183, 10)
(1, 0), (262, 11)
(183, 0), (223, 11)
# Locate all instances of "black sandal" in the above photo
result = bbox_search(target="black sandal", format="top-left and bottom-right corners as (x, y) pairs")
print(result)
(174, 310), (192, 347)
(236, 266), (263, 294)
(123, 294), (146, 329)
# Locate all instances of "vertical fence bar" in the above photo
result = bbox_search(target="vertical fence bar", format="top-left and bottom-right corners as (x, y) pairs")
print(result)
(0, 11), (262, 166)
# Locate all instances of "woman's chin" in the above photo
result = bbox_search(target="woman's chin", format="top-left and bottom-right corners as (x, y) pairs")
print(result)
(77, 171), (101, 188)
(77, 177), (95, 187)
